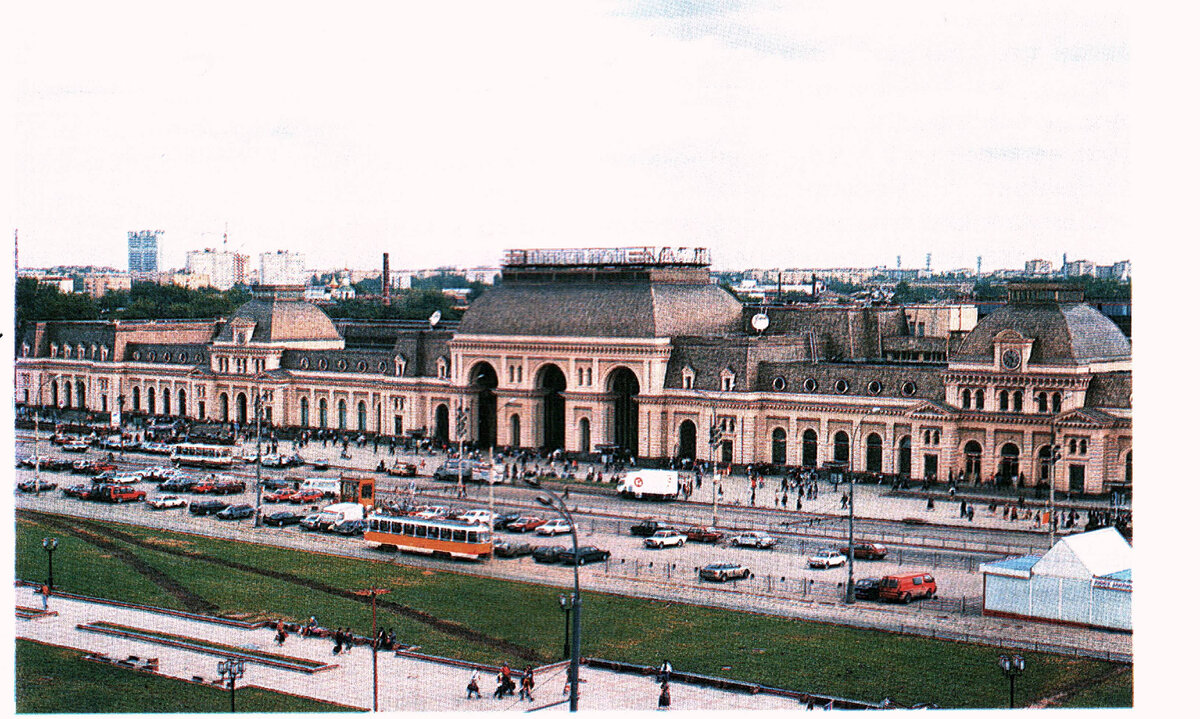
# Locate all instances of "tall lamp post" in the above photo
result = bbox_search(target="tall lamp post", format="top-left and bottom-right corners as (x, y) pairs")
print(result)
(252, 374), (269, 528)
(998, 653), (1025, 709)
(217, 658), (245, 713)
(845, 406), (880, 605)
(1048, 421), (1062, 549)
(523, 479), (581, 711)
(558, 593), (572, 660)
(455, 403), (470, 496)
(42, 537), (58, 593)
(354, 586), (391, 711)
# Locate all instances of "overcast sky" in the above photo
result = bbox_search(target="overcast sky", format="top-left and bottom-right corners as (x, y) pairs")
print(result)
(12, 1), (1129, 272)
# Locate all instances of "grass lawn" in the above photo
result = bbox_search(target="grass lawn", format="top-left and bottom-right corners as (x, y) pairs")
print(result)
(15, 511), (1132, 709)
(15, 640), (351, 713)
(1058, 667), (1133, 708)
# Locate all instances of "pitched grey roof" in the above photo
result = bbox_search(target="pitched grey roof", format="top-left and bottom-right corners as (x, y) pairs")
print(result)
(1084, 371), (1132, 409)
(753, 361), (945, 401)
(743, 306), (911, 361)
(954, 302), (1130, 365)
(458, 281), (743, 338)
(216, 291), (341, 344)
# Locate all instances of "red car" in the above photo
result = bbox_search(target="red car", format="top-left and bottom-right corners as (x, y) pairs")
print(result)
(839, 542), (889, 560)
(290, 489), (324, 504)
(213, 480), (246, 495)
(684, 526), (724, 543)
(506, 516), (547, 533)
(191, 481), (217, 494)
(264, 489), (295, 503)
(95, 485), (146, 503)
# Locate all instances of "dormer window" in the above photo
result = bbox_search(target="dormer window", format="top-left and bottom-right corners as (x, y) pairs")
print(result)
(63, 345), (72, 359)
(395, 355), (407, 376)
(682, 366), (696, 390)
(436, 356), (449, 380)
(720, 368), (735, 392)
(21, 343), (29, 357)
(100, 345), (109, 361)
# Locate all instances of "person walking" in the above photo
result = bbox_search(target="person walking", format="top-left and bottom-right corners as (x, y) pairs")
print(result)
(658, 682), (671, 709)
(519, 666), (535, 702)
(40, 583), (50, 611)
(467, 669), (482, 699)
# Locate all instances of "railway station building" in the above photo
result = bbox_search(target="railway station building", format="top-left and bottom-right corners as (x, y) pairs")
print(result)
(15, 247), (1132, 496)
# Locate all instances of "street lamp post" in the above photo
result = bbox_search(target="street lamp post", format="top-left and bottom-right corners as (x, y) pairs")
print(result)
(845, 407), (880, 605)
(455, 404), (470, 497)
(354, 586), (391, 711)
(998, 653), (1025, 709)
(217, 658), (245, 713)
(252, 373), (270, 528)
(558, 593), (571, 660)
(523, 480), (581, 711)
(42, 537), (58, 593)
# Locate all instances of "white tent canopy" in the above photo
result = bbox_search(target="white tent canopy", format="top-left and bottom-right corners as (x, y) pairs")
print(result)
(1032, 527), (1132, 580)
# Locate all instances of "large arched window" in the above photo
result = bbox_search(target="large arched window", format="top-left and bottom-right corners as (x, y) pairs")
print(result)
(1012, 390), (1023, 412)
(178, 389), (187, 417)
(236, 392), (248, 425)
(771, 428), (787, 466)
(337, 399), (347, 430)
(961, 389), (971, 408)
(678, 420), (696, 460)
(1051, 392), (1062, 413)
(357, 401), (368, 431)
(999, 443), (1020, 483)
(974, 389), (985, 409)
(75, 380), (86, 409)
(219, 392), (229, 422)
(833, 431), (850, 464)
(964, 440), (982, 478)
(866, 433), (883, 473)
(898, 436), (912, 477)
(300, 397), (310, 427)
(318, 398), (328, 428)
(1037, 392), (1048, 413)
(162, 390), (171, 416)
(998, 390), (1009, 412)
(147, 386), (156, 414)
(1038, 445), (1053, 481)
(802, 429), (818, 467)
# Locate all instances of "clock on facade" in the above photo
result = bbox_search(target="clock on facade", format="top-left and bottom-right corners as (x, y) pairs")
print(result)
(1001, 349), (1022, 370)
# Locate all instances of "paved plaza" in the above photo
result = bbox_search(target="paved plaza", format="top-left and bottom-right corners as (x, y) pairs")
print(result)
(16, 586), (813, 712)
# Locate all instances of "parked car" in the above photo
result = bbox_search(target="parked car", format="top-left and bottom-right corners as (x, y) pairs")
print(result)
(17, 479), (58, 493)
(532, 545), (566, 563)
(290, 489), (325, 504)
(854, 578), (881, 601)
(493, 512), (523, 530)
(62, 483), (91, 498)
(147, 494), (187, 509)
(537, 519), (573, 536)
(141, 442), (172, 455)
(309, 461), (331, 471)
(299, 513), (324, 530)
(644, 529), (687, 549)
(879, 573), (937, 604)
(728, 531), (777, 549)
(142, 466), (183, 481)
(684, 526), (724, 543)
(630, 519), (672, 537)
(415, 506), (450, 520)
(216, 504), (255, 520)
(263, 510), (305, 527)
(191, 480), (218, 494)
(189, 499), (229, 515)
(432, 459), (474, 481)
(18, 455), (51, 469)
(458, 510), (495, 525)
(387, 462), (418, 477)
(212, 480), (246, 495)
(492, 540), (534, 558)
(73, 461), (118, 476)
(330, 519), (366, 536)
(699, 563), (751, 582)
(556, 546), (611, 565)
(261, 453), (304, 468)
(807, 550), (847, 569)
(94, 485), (146, 503)
(264, 489), (296, 503)
(161, 477), (199, 493)
(840, 543), (888, 560)
(62, 440), (90, 453)
(262, 477), (298, 490)
(506, 516), (547, 533)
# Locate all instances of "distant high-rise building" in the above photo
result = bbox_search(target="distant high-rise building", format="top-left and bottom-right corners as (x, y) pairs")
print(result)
(127, 230), (162, 274)
(259, 250), (307, 285)
(977, 256), (982, 276)
(186, 248), (249, 290)
(1064, 260), (1096, 278)
(1024, 259), (1053, 275)
(925, 253), (932, 272)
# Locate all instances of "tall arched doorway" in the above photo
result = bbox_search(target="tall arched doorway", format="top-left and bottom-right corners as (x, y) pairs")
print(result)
(1038, 445), (1053, 482)
(509, 414), (521, 447)
(178, 389), (187, 418)
(434, 404), (450, 444)
(162, 390), (170, 416)
(609, 367), (640, 457)
(236, 393), (248, 425)
(76, 380), (86, 409)
(318, 398), (328, 428)
(771, 428), (787, 465)
(219, 393), (229, 422)
(999, 443), (1020, 486)
(470, 362), (499, 447)
(833, 431), (850, 464)
(64, 381), (73, 408)
(866, 433), (883, 473)
(578, 418), (591, 453)
(898, 436), (912, 477)
(1125, 450), (1132, 485)
(803, 429), (818, 467)
(300, 397), (310, 427)
(679, 420), (697, 460)
(964, 441), (982, 479)
(538, 364), (567, 451)
(357, 401), (368, 431)
(147, 386), (156, 414)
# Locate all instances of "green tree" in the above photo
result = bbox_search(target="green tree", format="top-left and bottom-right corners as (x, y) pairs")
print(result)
(15, 278), (99, 331)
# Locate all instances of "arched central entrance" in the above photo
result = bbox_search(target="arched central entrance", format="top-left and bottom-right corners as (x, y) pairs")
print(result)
(434, 404), (450, 445)
(609, 367), (640, 457)
(537, 365), (567, 451)
(470, 362), (499, 448)
(999, 443), (1020, 486)
(679, 420), (697, 460)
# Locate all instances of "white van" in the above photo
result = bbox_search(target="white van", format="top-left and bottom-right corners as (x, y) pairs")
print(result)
(299, 477), (340, 498)
(310, 502), (365, 530)
(616, 469), (680, 500)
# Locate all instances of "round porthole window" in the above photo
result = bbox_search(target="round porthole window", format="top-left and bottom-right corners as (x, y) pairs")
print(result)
(803, 378), (818, 393)
(132, 351), (140, 361)
(317, 358), (328, 370)
(147, 351), (156, 362)
(834, 379), (849, 394)
(300, 357), (310, 370)
(867, 380), (882, 395)
(901, 381), (917, 397)
(162, 353), (171, 363)
(178, 352), (187, 362)
(336, 359), (348, 371)
(356, 360), (367, 372)
(772, 376), (787, 391)
(378, 361), (388, 372)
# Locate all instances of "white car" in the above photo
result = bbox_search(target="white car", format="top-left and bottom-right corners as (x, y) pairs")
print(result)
(415, 506), (450, 519)
(644, 529), (687, 549)
(108, 472), (145, 485)
(458, 510), (495, 525)
(807, 550), (848, 569)
(728, 531), (777, 549)
(62, 440), (90, 453)
(147, 494), (187, 509)
(536, 519), (573, 536)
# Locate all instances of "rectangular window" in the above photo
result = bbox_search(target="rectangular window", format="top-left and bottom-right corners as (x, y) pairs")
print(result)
(415, 525), (427, 538)
(452, 530), (466, 542)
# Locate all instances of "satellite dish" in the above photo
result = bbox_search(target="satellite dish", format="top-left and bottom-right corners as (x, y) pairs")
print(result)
(429, 310), (442, 327)
(751, 313), (770, 333)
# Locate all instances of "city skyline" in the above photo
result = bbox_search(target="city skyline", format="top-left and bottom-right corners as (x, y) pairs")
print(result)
(13, 2), (1128, 273)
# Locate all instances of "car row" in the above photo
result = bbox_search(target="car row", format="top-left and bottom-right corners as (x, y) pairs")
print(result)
(263, 488), (325, 504)
(530, 545), (611, 565)
(160, 476), (247, 495)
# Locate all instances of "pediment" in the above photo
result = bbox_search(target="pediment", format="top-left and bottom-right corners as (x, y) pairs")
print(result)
(1054, 408), (1115, 428)
(908, 401), (959, 419)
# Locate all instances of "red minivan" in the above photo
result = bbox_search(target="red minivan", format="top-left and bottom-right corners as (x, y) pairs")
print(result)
(878, 572), (937, 603)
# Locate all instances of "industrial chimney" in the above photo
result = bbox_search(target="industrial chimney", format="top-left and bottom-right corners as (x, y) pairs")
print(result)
(382, 253), (391, 306)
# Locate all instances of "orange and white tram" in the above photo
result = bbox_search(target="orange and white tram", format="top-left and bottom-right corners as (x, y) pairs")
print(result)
(364, 514), (493, 560)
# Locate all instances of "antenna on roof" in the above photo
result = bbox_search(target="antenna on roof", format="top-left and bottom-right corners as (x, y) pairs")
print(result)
(429, 310), (442, 328)
(750, 312), (770, 335)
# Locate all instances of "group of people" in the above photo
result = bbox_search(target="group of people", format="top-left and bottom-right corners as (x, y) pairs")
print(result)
(466, 662), (536, 702)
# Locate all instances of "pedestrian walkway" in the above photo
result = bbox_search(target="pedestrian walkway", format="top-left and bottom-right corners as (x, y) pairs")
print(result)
(15, 586), (813, 711)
